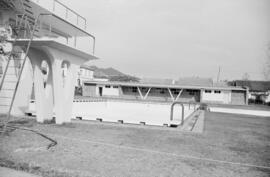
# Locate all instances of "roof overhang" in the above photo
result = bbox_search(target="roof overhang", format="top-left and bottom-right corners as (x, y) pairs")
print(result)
(84, 81), (246, 91)
(12, 39), (98, 61)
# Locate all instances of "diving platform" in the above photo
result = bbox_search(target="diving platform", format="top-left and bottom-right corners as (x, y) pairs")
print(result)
(0, 0), (98, 124)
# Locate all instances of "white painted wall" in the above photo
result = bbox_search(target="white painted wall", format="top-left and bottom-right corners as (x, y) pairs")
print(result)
(72, 100), (196, 126)
(201, 90), (231, 104)
(76, 68), (94, 87)
(210, 107), (270, 117)
(102, 85), (120, 96)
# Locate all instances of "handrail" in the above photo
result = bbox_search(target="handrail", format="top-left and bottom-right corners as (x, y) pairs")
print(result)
(170, 102), (185, 126)
(54, 0), (86, 29)
(38, 13), (95, 54)
(33, 0), (87, 30)
(31, 0), (95, 54)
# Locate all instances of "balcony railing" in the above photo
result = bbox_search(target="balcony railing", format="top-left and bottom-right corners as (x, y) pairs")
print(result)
(32, 0), (87, 30)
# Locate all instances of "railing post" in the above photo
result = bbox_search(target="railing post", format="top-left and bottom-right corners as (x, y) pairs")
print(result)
(74, 36), (77, 48)
(181, 104), (184, 126)
(65, 9), (68, 19)
(53, 0), (55, 12)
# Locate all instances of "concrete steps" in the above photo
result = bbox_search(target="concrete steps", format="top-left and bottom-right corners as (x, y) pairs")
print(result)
(182, 110), (205, 133)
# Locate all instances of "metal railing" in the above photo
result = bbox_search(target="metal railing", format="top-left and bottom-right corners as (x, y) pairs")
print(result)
(33, 0), (87, 30)
(27, 0), (95, 54)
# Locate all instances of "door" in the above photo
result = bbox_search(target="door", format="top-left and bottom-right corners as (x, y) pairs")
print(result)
(99, 87), (103, 96)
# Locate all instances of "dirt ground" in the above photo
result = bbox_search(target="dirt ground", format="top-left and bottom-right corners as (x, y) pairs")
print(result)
(0, 112), (270, 177)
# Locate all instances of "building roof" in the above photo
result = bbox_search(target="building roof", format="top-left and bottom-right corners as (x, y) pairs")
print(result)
(176, 77), (213, 87)
(140, 78), (174, 85)
(80, 64), (94, 71)
(84, 80), (246, 91)
(230, 80), (270, 92)
(140, 77), (213, 87)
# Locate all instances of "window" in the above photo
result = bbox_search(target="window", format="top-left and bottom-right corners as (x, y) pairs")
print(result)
(132, 87), (137, 93)
(105, 85), (110, 88)
(214, 90), (221, 94)
(205, 90), (211, 93)
(189, 92), (195, 95)
(113, 86), (119, 88)
(160, 89), (166, 94)
(187, 89), (197, 95)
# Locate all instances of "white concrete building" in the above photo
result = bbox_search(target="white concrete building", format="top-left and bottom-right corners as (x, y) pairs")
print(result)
(76, 65), (94, 87)
(82, 81), (248, 105)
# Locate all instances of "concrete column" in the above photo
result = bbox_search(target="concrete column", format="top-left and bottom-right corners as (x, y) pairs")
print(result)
(47, 47), (81, 124)
(28, 49), (54, 123)
(33, 61), (53, 122)
(245, 88), (249, 105)
(200, 89), (203, 103)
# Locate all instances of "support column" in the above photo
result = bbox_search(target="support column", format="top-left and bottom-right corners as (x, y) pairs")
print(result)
(47, 47), (81, 124)
(137, 87), (143, 99)
(144, 87), (151, 100)
(175, 89), (183, 101)
(168, 88), (175, 101)
(245, 88), (249, 105)
(28, 49), (54, 123)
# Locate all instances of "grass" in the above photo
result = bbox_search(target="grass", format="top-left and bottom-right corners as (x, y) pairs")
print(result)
(0, 112), (270, 177)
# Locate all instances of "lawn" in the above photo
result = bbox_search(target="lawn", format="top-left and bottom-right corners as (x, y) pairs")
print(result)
(0, 112), (270, 177)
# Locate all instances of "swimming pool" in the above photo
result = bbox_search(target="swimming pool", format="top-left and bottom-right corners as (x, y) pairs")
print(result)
(72, 99), (198, 126)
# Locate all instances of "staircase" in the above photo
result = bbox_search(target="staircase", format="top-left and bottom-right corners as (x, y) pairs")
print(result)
(0, 0), (16, 10)
(0, 53), (24, 113)
(0, 0), (37, 126)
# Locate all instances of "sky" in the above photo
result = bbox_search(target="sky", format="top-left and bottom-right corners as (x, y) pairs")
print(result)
(61, 0), (270, 81)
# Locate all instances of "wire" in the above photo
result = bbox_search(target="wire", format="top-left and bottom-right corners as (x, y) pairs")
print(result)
(1, 123), (57, 150)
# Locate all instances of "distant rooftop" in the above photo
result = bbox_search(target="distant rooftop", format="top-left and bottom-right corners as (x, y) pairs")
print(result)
(85, 80), (246, 91)
(140, 77), (214, 87)
(176, 77), (213, 87)
(140, 78), (174, 85)
(229, 80), (270, 92)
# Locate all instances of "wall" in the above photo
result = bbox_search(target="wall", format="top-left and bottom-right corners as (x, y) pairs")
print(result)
(0, 55), (33, 115)
(72, 100), (197, 126)
(201, 89), (231, 104)
(76, 68), (94, 87)
(210, 107), (270, 117)
(101, 85), (120, 96)
(177, 89), (200, 102)
(82, 83), (96, 97)
(231, 90), (246, 105)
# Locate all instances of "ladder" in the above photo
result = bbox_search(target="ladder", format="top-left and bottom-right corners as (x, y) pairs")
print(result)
(0, 0), (39, 131)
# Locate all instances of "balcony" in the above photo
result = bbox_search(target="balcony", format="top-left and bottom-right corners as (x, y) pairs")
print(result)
(11, 0), (95, 55)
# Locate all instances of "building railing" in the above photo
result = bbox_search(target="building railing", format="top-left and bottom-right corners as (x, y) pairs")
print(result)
(32, 0), (87, 30)
(14, 0), (95, 55)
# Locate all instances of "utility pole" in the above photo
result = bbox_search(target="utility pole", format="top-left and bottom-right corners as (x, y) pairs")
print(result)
(216, 66), (221, 83)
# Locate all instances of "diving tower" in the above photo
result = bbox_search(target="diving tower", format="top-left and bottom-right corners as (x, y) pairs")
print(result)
(0, 0), (97, 125)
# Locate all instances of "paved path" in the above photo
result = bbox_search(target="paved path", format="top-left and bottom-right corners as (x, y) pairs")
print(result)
(0, 167), (40, 177)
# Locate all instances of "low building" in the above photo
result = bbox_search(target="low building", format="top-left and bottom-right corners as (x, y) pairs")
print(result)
(82, 80), (248, 105)
(229, 80), (270, 104)
(76, 65), (94, 87)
